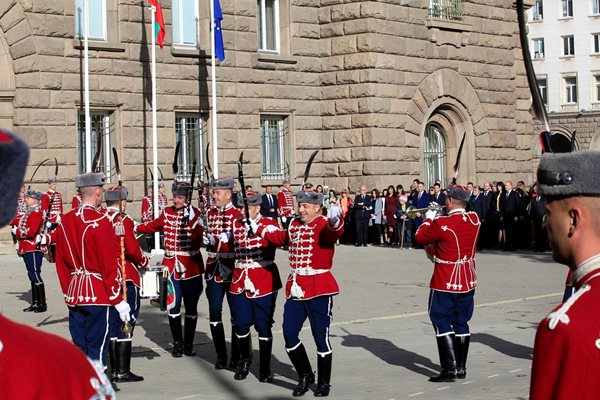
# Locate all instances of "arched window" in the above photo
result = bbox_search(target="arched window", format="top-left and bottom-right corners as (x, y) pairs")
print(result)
(424, 123), (446, 188)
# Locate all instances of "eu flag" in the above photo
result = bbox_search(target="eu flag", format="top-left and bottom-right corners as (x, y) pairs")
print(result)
(214, 0), (225, 61)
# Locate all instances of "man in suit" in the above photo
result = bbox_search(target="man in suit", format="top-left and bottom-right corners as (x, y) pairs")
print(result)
(480, 182), (495, 249)
(260, 185), (278, 219)
(528, 183), (547, 252)
(431, 183), (446, 215)
(353, 185), (372, 247)
(412, 181), (431, 239)
(499, 180), (521, 251)
(468, 186), (487, 250)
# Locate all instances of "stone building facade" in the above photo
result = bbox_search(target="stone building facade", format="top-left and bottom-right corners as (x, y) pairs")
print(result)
(0, 0), (539, 250)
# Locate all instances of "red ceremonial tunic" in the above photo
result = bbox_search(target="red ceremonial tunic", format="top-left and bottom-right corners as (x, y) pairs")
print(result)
(10, 192), (26, 227)
(277, 188), (294, 218)
(205, 203), (243, 281)
(41, 189), (63, 224)
(53, 204), (122, 306)
(71, 194), (82, 210)
(415, 208), (481, 293)
(136, 205), (204, 280)
(530, 257), (600, 400)
(105, 207), (149, 287)
(259, 215), (344, 300)
(141, 195), (153, 223)
(230, 215), (282, 298)
(15, 205), (45, 255)
(0, 314), (116, 399)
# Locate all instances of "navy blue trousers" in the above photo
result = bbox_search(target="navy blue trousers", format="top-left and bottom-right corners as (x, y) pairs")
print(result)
(109, 282), (141, 340)
(205, 277), (233, 323)
(283, 296), (333, 355)
(168, 275), (203, 317)
(230, 292), (277, 338)
(23, 252), (43, 284)
(69, 305), (111, 364)
(428, 289), (474, 336)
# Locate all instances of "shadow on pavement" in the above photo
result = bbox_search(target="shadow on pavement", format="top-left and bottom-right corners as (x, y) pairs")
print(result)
(7, 290), (30, 304)
(337, 329), (437, 377)
(36, 315), (68, 327)
(471, 332), (532, 360)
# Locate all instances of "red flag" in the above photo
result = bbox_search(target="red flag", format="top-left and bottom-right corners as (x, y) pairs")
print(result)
(148, 0), (165, 48)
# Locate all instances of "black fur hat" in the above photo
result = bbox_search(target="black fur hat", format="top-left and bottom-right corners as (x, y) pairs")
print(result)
(0, 129), (29, 227)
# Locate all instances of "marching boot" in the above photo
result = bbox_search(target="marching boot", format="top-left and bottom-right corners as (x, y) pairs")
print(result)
(287, 343), (315, 397)
(114, 339), (144, 382)
(108, 339), (119, 381)
(229, 326), (241, 369)
(34, 283), (47, 313)
(454, 335), (470, 379)
(105, 367), (120, 393)
(234, 334), (253, 380)
(314, 353), (332, 397)
(258, 338), (274, 383)
(23, 282), (38, 312)
(183, 316), (197, 356)
(168, 315), (184, 358)
(429, 334), (458, 382)
(210, 323), (228, 369)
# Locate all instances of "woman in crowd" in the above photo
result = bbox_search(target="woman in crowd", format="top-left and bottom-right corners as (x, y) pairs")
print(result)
(384, 185), (398, 246)
(494, 181), (506, 249)
(339, 189), (353, 244)
(370, 189), (384, 245)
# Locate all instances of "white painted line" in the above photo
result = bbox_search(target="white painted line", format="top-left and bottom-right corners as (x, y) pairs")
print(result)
(462, 380), (473, 385)
(487, 374), (500, 378)
(408, 393), (424, 397)
(176, 396), (199, 400)
(436, 386), (450, 391)
(510, 369), (523, 373)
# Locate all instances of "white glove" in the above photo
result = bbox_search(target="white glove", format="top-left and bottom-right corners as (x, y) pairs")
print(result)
(188, 207), (195, 221)
(46, 222), (53, 229)
(218, 232), (230, 243)
(264, 225), (278, 234)
(35, 235), (47, 245)
(115, 301), (131, 322)
(247, 219), (259, 235)
(425, 209), (438, 221)
(328, 205), (342, 226)
(281, 217), (287, 224)
(203, 234), (215, 246)
(11, 226), (17, 235)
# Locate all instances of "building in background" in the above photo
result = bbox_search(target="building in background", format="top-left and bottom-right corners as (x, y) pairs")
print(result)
(0, 0), (541, 249)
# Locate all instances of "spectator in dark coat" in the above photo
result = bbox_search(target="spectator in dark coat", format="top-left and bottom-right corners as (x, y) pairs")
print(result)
(528, 183), (547, 252)
(260, 185), (278, 219)
(499, 180), (521, 251)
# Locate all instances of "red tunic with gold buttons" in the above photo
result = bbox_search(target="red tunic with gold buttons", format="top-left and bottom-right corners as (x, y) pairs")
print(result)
(530, 258), (600, 400)
(136, 205), (204, 280)
(415, 208), (481, 293)
(53, 204), (122, 307)
(277, 188), (294, 218)
(230, 215), (282, 298)
(105, 207), (149, 287)
(14, 205), (45, 255)
(41, 189), (63, 224)
(259, 215), (344, 300)
(205, 203), (243, 282)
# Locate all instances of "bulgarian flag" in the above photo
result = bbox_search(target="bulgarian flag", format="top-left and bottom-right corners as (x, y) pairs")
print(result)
(148, 0), (165, 48)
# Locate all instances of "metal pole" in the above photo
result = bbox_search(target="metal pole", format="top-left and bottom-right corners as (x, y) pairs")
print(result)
(210, 0), (219, 179)
(84, 0), (91, 172)
(151, 5), (160, 251)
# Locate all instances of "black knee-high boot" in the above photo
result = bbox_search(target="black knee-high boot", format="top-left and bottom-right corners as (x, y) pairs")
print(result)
(429, 334), (457, 382)
(287, 343), (315, 397)
(210, 323), (228, 369)
(229, 325), (241, 369)
(23, 282), (37, 312)
(454, 335), (470, 379)
(168, 315), (183, 357)
(183, 316), (197, 356)
(314, 353), (332, 397)
(34, 283), (47, 313)
(234, 333), (253, 380)
(114, 339), (144, 382)
(258, 338), (274, 383)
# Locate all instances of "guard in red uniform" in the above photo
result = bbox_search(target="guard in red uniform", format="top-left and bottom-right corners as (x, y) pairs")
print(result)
(9, 184), (26, 246)
(13, 189), (48, 313)
(415, 184), (480, 382)
(50, 172), (130, 366)
(204, 177), (243, 369)
(229, 191), (282, 382)
(104, 186), (148, 383)
(141, 182), (167, 250)
(277, 179), (294, 229)
(258, 191), (343, 397)
(41, 176), (63, 231)
(530, 151), (600, 400)
(71, 191), (82, 210)
(135, 181), (204, 358)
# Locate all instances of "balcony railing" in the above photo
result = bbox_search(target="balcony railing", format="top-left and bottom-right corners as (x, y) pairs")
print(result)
(428, 0), (463, 21)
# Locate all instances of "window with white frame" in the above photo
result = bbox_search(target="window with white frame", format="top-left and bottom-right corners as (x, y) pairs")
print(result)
(537, 77), (548, 106)
(260, 116), (289, 180)
(424, 123), (447, 189)
(593, 0), (599, 15)
(562, 35), (575, 56)
(563, 75), (578, 104)
(175, 114), (206, 181)
(257, 0), (280, 52)
(593, 74), (600, 102)
(78, 111), (113, 179)
(533, 38), (545, 58)
(172, 0), (199, 47)
(428, 0), (463, 20)
(75, 0), (107, 40)
(593, 33), (600, 53)
(532, 0), (543, 20)
(562, 0), (573, 17)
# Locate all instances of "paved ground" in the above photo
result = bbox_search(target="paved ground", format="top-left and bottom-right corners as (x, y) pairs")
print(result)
(0, 245), (567, 400)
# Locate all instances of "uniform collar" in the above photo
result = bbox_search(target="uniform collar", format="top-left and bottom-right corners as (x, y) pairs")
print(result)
(448, 208), (466, 215)
(572, 254), (600, 287)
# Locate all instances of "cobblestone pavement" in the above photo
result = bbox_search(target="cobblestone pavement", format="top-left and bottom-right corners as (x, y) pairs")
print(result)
(0, 245), (566, 400)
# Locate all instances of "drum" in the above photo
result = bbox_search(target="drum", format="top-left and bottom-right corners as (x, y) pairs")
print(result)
(140, 265), (162, 299)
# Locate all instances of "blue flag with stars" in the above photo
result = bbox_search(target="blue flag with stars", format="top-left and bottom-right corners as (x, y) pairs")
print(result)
(214, 0), (225, 61)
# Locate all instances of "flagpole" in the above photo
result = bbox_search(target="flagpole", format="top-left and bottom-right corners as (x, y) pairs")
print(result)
(83, 0), (91, 172)
(151, 4), (160, 251)
(210, 0), (219, 179)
